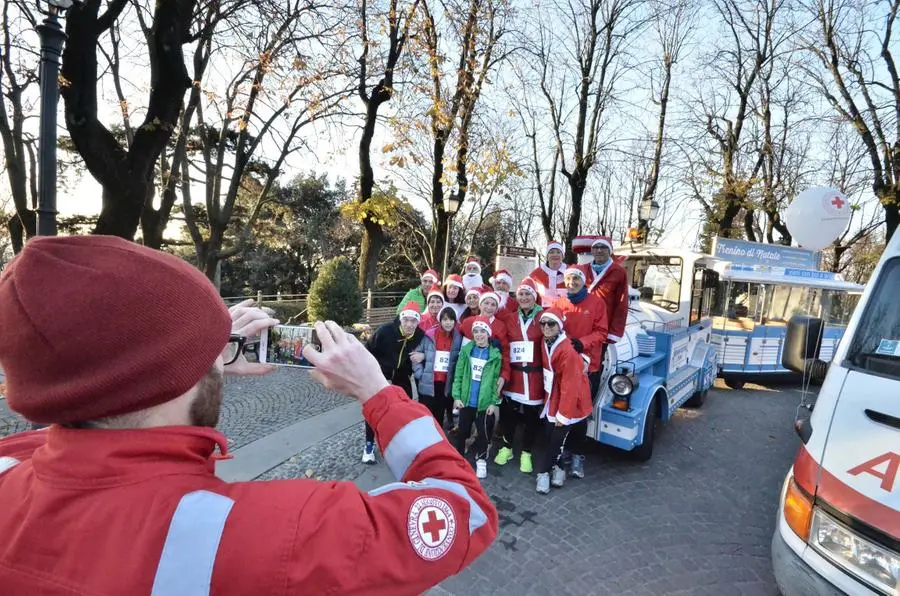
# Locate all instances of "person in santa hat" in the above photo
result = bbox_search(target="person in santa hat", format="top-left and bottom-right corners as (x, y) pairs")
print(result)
(551, 266), (608, 478)
(579, 236), (629, 347)
(489, 268), (516, 317)
(493, 278), (545, 474)
(443, 274), (467, 318)
(459, 286), (483, 322)
(412, 305), (464, 430)
(362, 301), (425, 463)
(416, 284), (445, 332)
(396, 268), (441, 314)
(461, 256), (484, 291)
(527, 241), (568, 307)
(459, 289), (511, 389)
(451, 316), (502, 479)
(535, 308), (592, 494)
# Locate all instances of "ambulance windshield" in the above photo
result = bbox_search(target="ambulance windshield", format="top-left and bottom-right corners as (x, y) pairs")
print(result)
(846, 258), (900, 380)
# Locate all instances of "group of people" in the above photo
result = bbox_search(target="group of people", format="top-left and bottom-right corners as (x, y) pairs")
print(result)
(366, 237), (629, 494)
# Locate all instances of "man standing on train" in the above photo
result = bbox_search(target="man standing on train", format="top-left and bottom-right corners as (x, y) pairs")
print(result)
(580, 236), (629, 349)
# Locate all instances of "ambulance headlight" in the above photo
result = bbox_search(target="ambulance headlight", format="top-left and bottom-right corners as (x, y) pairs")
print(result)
(609, 373), (635, 397)
(809, 508), (900, 594)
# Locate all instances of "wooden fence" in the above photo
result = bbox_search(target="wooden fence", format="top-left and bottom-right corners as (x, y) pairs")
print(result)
(222, 290), (407, 327)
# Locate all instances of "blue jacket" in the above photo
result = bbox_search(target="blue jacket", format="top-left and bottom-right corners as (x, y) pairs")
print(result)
(412, 327), (463, 398)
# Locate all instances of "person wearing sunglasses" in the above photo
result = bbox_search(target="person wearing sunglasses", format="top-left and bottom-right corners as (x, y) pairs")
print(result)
(0, 235), (497, 595)
(535, 308), (592, 495)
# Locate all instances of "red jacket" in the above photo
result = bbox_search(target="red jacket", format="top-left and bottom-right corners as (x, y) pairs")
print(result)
(527, 266), (566, 307)
(459, 315), (511, 382)
(541, 333), (592, 424)
(551, 293), (608, 373)
(580, 261), (629, 342)
(0, 387), (497, 595)
(501, 308), (545, 406)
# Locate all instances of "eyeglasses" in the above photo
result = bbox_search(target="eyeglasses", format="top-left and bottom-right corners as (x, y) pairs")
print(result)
(539, 321), (558, 328)
(223, 334), (259, 365)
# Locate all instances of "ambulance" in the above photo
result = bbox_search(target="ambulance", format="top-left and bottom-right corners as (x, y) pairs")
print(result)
(771, 231), (899, 595)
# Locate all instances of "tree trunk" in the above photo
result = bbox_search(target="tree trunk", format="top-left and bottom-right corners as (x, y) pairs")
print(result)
(885, 194), (899, 242)
(359, 218), (385, 290)
(564, 169), (587, 261)
(743, 209), (756, 242)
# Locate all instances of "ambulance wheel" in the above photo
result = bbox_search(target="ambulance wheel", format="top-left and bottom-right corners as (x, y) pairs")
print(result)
(632, 396), (658, 462)
(685, 388), (707, 408)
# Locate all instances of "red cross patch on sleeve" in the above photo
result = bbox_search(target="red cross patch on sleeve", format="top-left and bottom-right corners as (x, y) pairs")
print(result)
(407, 496), (457, 560)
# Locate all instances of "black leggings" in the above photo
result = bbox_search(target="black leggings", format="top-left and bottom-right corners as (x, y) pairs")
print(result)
(366, 373), (413, 443)
(497, 395), (542, 452)
(539, 419), (588, 474)
(420, 380), (452, 430)
(454, 407), (496, 461)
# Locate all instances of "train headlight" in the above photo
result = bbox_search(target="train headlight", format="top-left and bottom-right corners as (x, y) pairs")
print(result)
(609, 374), (635, 397)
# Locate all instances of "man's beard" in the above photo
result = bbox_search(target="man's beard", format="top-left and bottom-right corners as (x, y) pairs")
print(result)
(190, 367), (224, 428)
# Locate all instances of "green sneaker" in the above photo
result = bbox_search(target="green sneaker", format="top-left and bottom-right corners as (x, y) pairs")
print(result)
(519, 451), (533, 474)
(494, 446), (514, 466)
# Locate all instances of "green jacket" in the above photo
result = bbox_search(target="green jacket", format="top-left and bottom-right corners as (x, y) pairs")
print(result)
(451, 341), (502, 412)
(396, 287), (426, 314)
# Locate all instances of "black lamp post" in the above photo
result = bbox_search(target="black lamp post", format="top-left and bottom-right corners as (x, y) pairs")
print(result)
(35, 0), (76, 237)
(637, 197), (660, 243)
(441, 194), (461, 279)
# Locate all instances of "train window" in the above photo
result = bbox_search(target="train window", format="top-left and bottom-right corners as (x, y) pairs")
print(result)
(628, 256), (683, 313)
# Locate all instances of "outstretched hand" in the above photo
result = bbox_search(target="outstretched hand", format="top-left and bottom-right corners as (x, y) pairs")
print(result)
(224, 299), (280, 377)
(303, 321), (388, 405)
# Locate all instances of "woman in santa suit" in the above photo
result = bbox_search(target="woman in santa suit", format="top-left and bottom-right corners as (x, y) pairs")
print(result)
(459, 286), (482, 322)
(493, 278), (544, 474)
(526, 240), (568, 307)
(535, 307), (593, 495)
(443, 274), (467, 318)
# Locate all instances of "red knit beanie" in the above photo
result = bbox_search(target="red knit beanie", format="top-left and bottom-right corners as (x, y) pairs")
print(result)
(0, 235), (231, 424)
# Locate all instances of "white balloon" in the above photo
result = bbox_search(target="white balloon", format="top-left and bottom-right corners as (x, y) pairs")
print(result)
(783, 187), (852, 251)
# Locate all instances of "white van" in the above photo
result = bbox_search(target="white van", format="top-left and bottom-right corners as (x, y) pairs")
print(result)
(772, 232), (899, 595)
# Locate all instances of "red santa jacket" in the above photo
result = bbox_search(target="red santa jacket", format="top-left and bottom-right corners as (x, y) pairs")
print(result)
(580, 260), (629, 342)
(0, 387), (497, 595)
(540, 332), (593, 424)
(550, 293), (609, 373)
(501, 307), (545, 406)
(526, 265), (567, 307)
(459, 315), (511, 382)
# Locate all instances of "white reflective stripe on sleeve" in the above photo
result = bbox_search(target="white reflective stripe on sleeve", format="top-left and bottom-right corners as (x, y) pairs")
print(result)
(0, 456), (19, 476)
(151, 490), (234, 596)
(368, 477), (488, 534)
(382, 416), (443, 480)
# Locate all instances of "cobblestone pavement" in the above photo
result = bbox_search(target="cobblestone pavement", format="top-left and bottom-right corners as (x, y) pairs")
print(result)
(266, 380), (805, 595)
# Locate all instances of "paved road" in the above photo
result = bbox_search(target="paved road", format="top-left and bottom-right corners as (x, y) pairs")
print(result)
(259, 376), (804, 596)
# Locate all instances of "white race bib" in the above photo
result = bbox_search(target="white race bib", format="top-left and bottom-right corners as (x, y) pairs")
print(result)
(462, 337), (472, 348)
(434, 351), (450, 373)
(510, 341), (534, 364)
(543, 368), (554, 395)
(470, 357), (487, 381)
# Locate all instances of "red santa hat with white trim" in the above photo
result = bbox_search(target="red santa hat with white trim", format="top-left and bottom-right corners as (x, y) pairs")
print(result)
(471, 315), (493, 336)
(564, 266), (586, 282)
(422, 268), (441, 283)
(463, 256), (482, 273)
(444, 273), (464, 290)
(426, 284), (445, 302)
(465, 285), (483, 299)
(546, 240), (564, 254)
(490, 269), (513, 287)
(591, 236), (614, 252)
(398, 301), (422, 322)
(539, 307), (566, 329)
(517, 277), (539, 297)
(479, 288), (501, 306)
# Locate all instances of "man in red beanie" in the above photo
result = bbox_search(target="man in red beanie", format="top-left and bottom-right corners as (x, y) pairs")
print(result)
(0, 236), (497, 595)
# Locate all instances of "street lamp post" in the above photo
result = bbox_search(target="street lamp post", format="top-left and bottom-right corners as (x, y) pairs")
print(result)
(35, 0), (76, 237)
(442, 194), (461, 279)
(637, 197), (660, 243)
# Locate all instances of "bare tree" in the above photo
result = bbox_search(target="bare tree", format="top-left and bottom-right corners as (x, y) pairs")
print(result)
(531, 0), (645, 259)
(0, 0), (38, 252)
(801, 0), (900, 240)
(356, 0), (420, 290)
